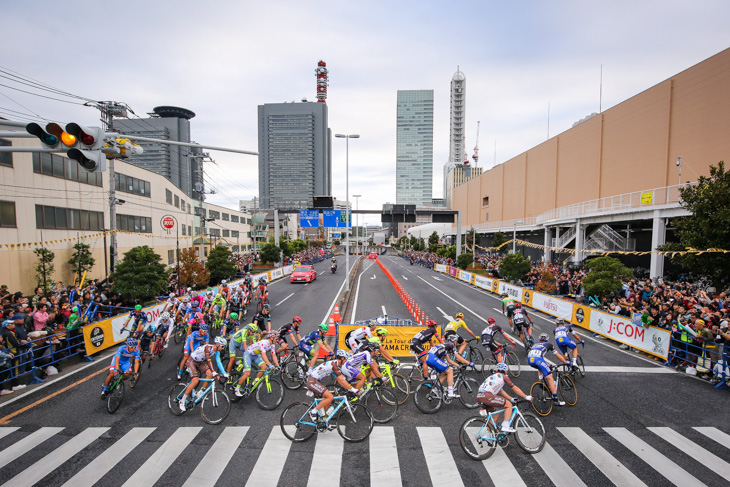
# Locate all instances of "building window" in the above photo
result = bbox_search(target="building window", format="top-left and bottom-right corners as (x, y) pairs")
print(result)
(222, 213), (229, 221)
(35, 204), (103, 230)
(232, 245), (239, 252)
(174, 195), (180, 208)
(166, 189), (173, 204)
(116, 214), (152, 233)
(181, 200), (186, 212)
(116, 173), (151, 197)
(0, 201), (16, 227)
(231, 230), (239, 238)
(32, 153), (102, 186)
(485, 212), (489, 221)
(182, 225), (186, 236)
(0, 139), (12, 167)
(482, 196), (489, 207)
(168, 250), (174, 265)
(223, 229), (230, 237)
(209, 210), (220, 219)
(188, 225), (192, 235)
(231, 215), (239, 223)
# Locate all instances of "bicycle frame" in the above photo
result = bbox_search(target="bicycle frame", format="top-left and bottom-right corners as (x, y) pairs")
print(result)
(178, 378), (218, 408)
(297, 395), (357, 427)
(479, 404), (533, 440)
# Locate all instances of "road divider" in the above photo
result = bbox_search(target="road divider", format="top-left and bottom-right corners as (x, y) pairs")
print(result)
(376, 258), (430, 325)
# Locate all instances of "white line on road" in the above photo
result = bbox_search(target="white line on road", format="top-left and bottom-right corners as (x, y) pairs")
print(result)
(436, 306), (454, 322)
(417, 427), (465, 487)
(694, 427), (730, 452)
(486, 446), (527, 487)
(275, 293), (295, 307)
(0, 427), (63, 469)
(246, 427), (292, 486)
(649, 427), (730, 479)
(185, 427), (249, 487)
(122, 427), (201, 487)
(532, 442), (587, 487)
(321, 260), (353, 325)
(432, 276), (443, 281)
(370, 275), (376, 280)
(402, 275), (408, 280)
(308, 433), (343, 486)
(369, 427), (402, 485)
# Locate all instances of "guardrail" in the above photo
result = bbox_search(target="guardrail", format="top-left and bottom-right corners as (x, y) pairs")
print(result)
(666, 334), (729, 390)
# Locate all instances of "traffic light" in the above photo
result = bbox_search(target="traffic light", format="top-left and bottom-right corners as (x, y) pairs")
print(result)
(25, 122), (78, 149)
(65, 123), (106, 172)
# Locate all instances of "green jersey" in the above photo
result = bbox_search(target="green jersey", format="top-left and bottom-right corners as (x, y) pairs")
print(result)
(502, 296), (516, 308)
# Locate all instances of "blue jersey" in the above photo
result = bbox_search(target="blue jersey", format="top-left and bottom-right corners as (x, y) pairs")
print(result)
(185, 331), (208, 352)
(128, 311), (148, 328)
(114, 344), (140, 365)
(527, 342), (556, 360)
(553, 325), (573, 340)
(302, 330), (323, 346)
(428, 344), (449, 359)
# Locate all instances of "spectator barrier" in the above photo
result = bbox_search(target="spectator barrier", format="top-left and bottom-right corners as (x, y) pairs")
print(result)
(666, 330), (730, 390)
(338, 314), (422, 358)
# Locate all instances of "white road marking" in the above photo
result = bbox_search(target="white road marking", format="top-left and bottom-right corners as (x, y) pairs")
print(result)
(185, 427), (249, 487)
(308, 432), (343, 486)
(246, 427), (292, 486)
(0, 427), (18, 441)
(649, 427), (730, 479)
(402, 275), (408, 280)
(693, 427), (730, 452)
(532, 442), (587, 487)
(121, 427), (201, 487)
(436, 306), (453, 322)
(382, 306), (387, 315)
(370, 275), (376, 280)
(0, 427), (63, 469)
(487, 446), (527, 486)
(275, 293), (295, 307)
(432, 276), (443, 281)
(321, 261), (352, 325)
(369, 427), (402, 485)
(417, 427), (465, 487)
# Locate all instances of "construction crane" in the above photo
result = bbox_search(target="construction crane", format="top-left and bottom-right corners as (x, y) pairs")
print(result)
(472, 121), (480, 166)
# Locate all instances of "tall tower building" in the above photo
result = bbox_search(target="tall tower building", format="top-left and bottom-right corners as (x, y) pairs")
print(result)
(396, 90), (434, 206)
(258, 101), (331, 209)
(113, 106), (200, 198)
(449, 68), (466, 164)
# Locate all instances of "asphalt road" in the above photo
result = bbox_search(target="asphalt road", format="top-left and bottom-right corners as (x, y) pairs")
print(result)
(0, 256), (728, 487)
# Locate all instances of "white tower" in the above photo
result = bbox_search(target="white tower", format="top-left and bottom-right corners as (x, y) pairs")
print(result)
(449, 68), (466, 164)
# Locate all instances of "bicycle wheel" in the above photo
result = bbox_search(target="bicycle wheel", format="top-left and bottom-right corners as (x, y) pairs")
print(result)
(174, 327), (184, 344)
(364, 388), (398, 423)
(557, 373), (578, 406)
(513, 412), (546, 453)
(530, 382), (552, 416)
(130, 368), (140, 388)
(168, 383), (189, 416)
(575, 355), (585, 378)
(255, 377), (284, 410)
(280, 402), (317, 442)
(201, 389), (231, 425)
(457, 377), (481, 409)
(481, 355), (496, 379)
(336, 403), (374, 442)
(281, 362), (307, 390)
(390, 373), (410, 405)
(466, 347), (484, 375)
(106, 379), (124, 414)
(414, 380), (443, 414)
(506, 351), (521, 378)
(459, 416), (498, 460)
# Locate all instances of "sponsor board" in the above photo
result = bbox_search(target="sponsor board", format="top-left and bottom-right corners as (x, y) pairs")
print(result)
(448, 266), (458, 277)
(531, 292), (573, 321)
(271, 268), (284, 280)
(474, 275), (494, 291)
(83, 302), (167, 356)
(588, 308), (670, 359)
(338, 325), (431, 357)
(497, 282), (523, 302)
(458, 270), (473, 283)
(572, 304), (591, 327)
(283, 265), (294, 275)
(435, 264), (447, 273)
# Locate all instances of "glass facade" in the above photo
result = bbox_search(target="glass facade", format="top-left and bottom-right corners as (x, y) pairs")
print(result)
(396, 90), (434, 205)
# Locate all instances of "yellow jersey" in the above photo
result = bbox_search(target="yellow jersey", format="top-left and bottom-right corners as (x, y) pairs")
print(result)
(444, 320), (467, 333)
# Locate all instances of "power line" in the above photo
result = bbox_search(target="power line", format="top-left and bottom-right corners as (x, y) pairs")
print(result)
(0, 82), (86, 105)
(0, 66), (96, 102)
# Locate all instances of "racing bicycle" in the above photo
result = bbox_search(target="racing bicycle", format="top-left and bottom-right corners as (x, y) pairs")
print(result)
(280, 395), (374, 443)
(413, 365), (481, 414)
(168, 377), (231, 425)
(228, 364), (285, 410)
(481, 342), (521, 378)
(530, 363), (578, 416)
(329, 378), (398, 424)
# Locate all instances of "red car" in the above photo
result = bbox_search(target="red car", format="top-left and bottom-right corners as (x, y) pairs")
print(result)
(368, 253), (378, 260)
(290, 265), (317, 283)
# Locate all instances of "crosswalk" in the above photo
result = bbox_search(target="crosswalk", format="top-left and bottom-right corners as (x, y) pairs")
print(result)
(1, 424), (729, 486)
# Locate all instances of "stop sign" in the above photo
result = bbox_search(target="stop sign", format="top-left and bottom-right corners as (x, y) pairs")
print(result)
(161, 216), (175, 230)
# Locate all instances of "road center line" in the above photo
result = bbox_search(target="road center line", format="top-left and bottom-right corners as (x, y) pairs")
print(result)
(275, 293), (295, 307)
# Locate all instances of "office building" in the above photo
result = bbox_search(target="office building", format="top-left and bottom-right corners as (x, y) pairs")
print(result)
(396, 90), (434, 206)
(113, 106), (201, 199)
(258, 101), (331, 210)
(444, 164), (483, 208)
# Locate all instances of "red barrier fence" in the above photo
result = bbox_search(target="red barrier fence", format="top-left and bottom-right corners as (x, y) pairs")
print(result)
(375, 258), (428, 325)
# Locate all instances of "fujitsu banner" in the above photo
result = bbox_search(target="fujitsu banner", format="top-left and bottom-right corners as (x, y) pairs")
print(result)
(589, 309), (671, 359)
(531, 292), (573, 321)
(497, 282), (523, 302)
(474, 275), (494, 291)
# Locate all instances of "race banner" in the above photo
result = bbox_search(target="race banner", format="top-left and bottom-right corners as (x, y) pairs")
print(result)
(435, 264), (447, 273)
(271, 268), (284, 280)
(458, 270), (473, 284)
(497, 282), (523, 302)
(474, 275), (494, 292)
(447, 266), (458, 277)
(588, 309), (671, 359)
(338, 324), (431, 357)
(283, 265), (294, 275)
(83, 301), (167, 356)
(530, 291), (573, 321)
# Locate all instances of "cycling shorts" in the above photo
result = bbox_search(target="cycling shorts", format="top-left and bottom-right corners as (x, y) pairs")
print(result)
(476, 392), (506, 411)
(410, 341), (427, 357)
(186, 357), (211, 378)
(156, 326), (169, 337)
(556, 337), (576, 354)
(139, 337), (153, 353)
(243, 351), (264, 371)
(425, 354), (448, 373)
(480, 336), (502, 354)
(110, 359), (134, 373)
(341, 364), (361, 382)
(229, 338), (246, 356)
(513, 321), (529, 332)
(229, 305), (242, 313)
(299, 342), (315, 358)
(305, 376), (327, 397)
(443, 330), (464, 345)
(505, 306), (515, 318)
(528, 356), (552, 376)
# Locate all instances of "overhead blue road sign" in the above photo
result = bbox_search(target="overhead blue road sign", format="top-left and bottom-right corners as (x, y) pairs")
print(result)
(300, 210), (319, 227)
(332, 233), (341, 239)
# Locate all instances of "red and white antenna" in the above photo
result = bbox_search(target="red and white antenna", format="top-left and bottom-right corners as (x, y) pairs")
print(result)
(472, 121), (480, 166)
(315, 60), (329, 103)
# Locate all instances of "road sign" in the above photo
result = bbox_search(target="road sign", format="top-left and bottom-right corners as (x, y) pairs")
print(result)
(332, 233), (341, 239)
(323, 210), (350, 228)
(161, 215), (176, 230)
(300, 210), (319, 227)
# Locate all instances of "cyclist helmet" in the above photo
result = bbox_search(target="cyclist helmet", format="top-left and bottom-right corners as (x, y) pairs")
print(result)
(487, 317), (496, 324)
(206, 290), (213, 296)
(554, 318), (565, 326)
(443, 342), (455, 352)
(134, 304), (142, 311)
(246, 272), (251, 276)
(515, 302), (522, 308)
(539, 333), (549, 342)
(191, 291), (198, 297)
(161, 312), (170, 320)
(375, 327), (388, 337)
(214, 336), (227, 346)
(125, 337), (138, 348)
(187, 287), (192, 292)
(495, 362), (509, 373)
(268, 331), (280, 340)
(229, 312), (239, 320)
(427, 320), (438, 328)
(195, 312), (204, 321)
(335, 349), (349, 359)
(72, 306), (79, 313)
(200, 323), (209, 331)
(368, 319), (378, 327)
(169, 292), (175, 298)
(292, 316), (302, 323)
(146, 324), (156, 334)
(246, 323), (259, 332)
(502, 293), (508, 298)
(182, 296), (190, 303)
(221, 279), (227, 284)
(318, 323), (330, 333)
(455, 312), (464, 320)
(362, 340), (380, 352)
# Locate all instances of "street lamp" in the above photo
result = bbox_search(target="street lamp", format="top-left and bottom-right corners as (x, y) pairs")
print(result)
(335, 133), (360, 292)
(513, 220), (524, 253)
(676, 156), (683, 187)
(353, 194), (361, 255)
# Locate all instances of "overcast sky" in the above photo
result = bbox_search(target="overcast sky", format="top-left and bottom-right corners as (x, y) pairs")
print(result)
(3, 1), (730, 225)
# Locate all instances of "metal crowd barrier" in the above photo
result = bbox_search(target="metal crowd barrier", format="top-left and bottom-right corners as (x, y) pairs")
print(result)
(665, 334), (729, 390)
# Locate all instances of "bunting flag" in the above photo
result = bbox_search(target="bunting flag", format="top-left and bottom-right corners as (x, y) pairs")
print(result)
(0, 230), (198, 251)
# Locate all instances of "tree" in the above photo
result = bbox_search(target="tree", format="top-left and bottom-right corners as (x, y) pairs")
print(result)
(279, 239), (293, 257)
(68, 242), (95, 286)
(34, 247), (55, 293)
(409, 236), (417, 249)
(660, 161), (730, 287)
(112, 246), (168, 301)
(260, 243), (282, 265)
(456, 253), (474, 270)
(492, 232), (508, 253)
(178, 249), (210, 289)
(428, 231), (439, 252)
(291, 238), (307, 253)
(583, 256), (634, 299)
(465, 229), (477, 251)
(206, 246), (237, 285)
(498, 253), (532, 282)
(535, 267), (558, 295)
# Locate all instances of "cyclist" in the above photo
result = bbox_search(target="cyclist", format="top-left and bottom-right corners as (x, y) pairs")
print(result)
(101, 337), (140, 397)
(179, 336), (228, 412)
(218, 279), (231, 300)
(341, 340), (385, 389)
(177, 320), (209, 380)
(366, 327), (399, 365)
(234, 332), (280, 397)
(243, 272), (253, 295)
(501, 293), (518, 332)
(480, 317), (518, 364)
(255, 279), (269, 309)
(511, 303), (534, 348)
(300, 324), (334, 371)
(174, 296), (190, 324)
(553, 319), (584, 369)
(528, 333), (568, 406)
(252, 305), (272, 333)
(443, 312), (478, 357)
(225, 321), (259, 374)
(409, 320), (442, 378)
(306, 349), (355, 421)
(162, 292), (179, 315)
(183, 298), (204, 337)
(225, 288), (246, 334)
(275, 316), (302, 356)
(138, 321), (157, 366)
(477, 362), (532, 432)
(222, 311), (241, 339)
(425, 342), (467, 399)
(201, 290), (215, 315)
(155, 311), (175, 350)
(210, 292), (227, 329)
(122, 305), (147, 336)
(345, 320), (377, 352)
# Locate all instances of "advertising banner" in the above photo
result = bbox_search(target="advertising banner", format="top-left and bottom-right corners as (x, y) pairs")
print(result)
(283, 265), (294, 275)
(588, 309), (671, 359)
(271, 268), (284, 280)
(83, 302), (167, 356)
(435, 264), (447, 273)
(497, 282), (523, 302)
(530, 292), (573, 321)
(338, 325), (430, 357)
(458, 270), (473, 284)
(572, 303), (592, 329)
(474, 275), (494, 292)
(448, 266), (458, 277)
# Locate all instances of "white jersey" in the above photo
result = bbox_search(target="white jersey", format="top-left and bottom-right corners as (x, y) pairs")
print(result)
(351, 326), (373, 341)
(345, 351), (372, 369)
(308, 361), (337, 381)
(247, 340), (274, 355)
(156, 317), (174, 334)
(190, 344), (215, 362)
(479, 373), (507, 394)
